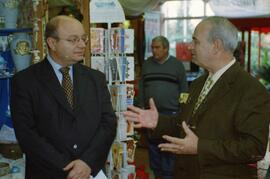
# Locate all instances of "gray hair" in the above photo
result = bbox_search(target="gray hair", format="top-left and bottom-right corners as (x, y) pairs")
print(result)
(203, 16), (238, 53)
(152, 36), (170, 49)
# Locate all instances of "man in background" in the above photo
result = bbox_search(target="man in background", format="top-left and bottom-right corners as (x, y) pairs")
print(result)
(125, 16), (270, 179)
(139, 36), (188, 179)
(11, 15), (116, 179)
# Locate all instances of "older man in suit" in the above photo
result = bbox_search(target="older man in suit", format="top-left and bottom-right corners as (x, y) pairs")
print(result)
(124, 16), (270, 179)
(11, 15), (116, 179)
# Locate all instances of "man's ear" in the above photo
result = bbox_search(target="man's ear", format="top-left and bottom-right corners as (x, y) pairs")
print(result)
(47, 37), (57, 51)
(165, 47), (169, 54)
(213, 38), (223, 54)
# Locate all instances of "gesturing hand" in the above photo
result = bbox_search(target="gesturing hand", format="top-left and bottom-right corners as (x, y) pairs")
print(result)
(123, 98), (159, 129)
(63, 159), (91, 179)
(159, 121), (198, 154)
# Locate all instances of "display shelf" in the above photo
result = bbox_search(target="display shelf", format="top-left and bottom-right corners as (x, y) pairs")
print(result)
(0, 1), (47, 178)
(0, 29), (28, 145)
(0, 28), (32, 36)
(90, 1), (136, 177)
(0, 73), (13, 79)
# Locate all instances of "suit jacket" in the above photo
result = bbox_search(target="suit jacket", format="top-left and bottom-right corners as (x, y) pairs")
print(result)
(151, 62), (270, 179)
(10, 58), (117, 179)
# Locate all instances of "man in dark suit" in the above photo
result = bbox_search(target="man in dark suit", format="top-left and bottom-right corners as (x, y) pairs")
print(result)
(11, 15), (116, 179)
(124, 16), (270, 179)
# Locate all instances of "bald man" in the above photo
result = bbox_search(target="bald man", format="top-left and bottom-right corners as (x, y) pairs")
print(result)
(11, 16), (116, 179)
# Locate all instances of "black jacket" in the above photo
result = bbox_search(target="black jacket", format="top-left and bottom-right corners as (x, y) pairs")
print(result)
(11, 59), (116, 178)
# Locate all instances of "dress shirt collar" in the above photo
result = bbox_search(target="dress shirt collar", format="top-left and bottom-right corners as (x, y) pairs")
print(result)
(209, 58), (236, 85)
(47, 54), (73, 84)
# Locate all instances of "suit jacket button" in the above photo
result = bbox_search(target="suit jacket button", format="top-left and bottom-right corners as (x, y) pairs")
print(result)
(73, 144), (78, 149)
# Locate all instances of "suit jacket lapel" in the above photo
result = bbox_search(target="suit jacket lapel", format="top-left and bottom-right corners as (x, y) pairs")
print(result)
(184, 74), (208, 124)
(196, 63), (239, 120)
(73, 64), (97, 117)
(73, 64), (85, 115)
(197, 78), (230, 116)
(37, 59), (74, 116)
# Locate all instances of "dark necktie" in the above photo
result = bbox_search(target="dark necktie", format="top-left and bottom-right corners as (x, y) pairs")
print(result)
(60, 67), (73, 108)
(192, 76), (213, 115)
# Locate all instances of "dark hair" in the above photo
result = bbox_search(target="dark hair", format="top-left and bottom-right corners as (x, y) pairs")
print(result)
(58, 6), (83, 22)
(152, 36), (170, 49)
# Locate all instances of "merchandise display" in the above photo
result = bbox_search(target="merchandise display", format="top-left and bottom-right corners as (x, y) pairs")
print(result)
(91, 28), (105, 54)
(90, 27), (136, 178)
(10, 32), (32, 72)
(110, 28), (134, 54)
(90, 1), (136, 177)
(0, 28), (32, 144)
(0, 1), (47, 178)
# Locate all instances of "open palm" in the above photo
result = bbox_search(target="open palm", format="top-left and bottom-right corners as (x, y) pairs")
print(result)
(124, 98), (159, 129)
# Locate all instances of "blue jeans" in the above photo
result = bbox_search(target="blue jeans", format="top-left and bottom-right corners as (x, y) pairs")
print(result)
(148, 140), (175, 179)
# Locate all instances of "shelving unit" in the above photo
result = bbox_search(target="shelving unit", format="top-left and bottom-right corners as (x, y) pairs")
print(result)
(0, 28), (32, 36)
(90, 0), (136, 178)
(0, 28), (33, 142)
(0, 0), (47, 142)
(0, 28), (29, 178)
(0, 1), (38, 176)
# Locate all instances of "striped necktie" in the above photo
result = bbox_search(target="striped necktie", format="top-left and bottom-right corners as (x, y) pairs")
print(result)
(193, 76), (213, 114)
(60, 67), (73, 108)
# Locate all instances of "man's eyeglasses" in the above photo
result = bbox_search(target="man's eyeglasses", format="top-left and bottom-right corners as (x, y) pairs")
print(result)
(55, 35), (89, 45)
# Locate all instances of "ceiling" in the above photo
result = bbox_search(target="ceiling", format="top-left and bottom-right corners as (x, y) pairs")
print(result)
(48, 0), (270, 17)
(209, 0), (270, 18)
